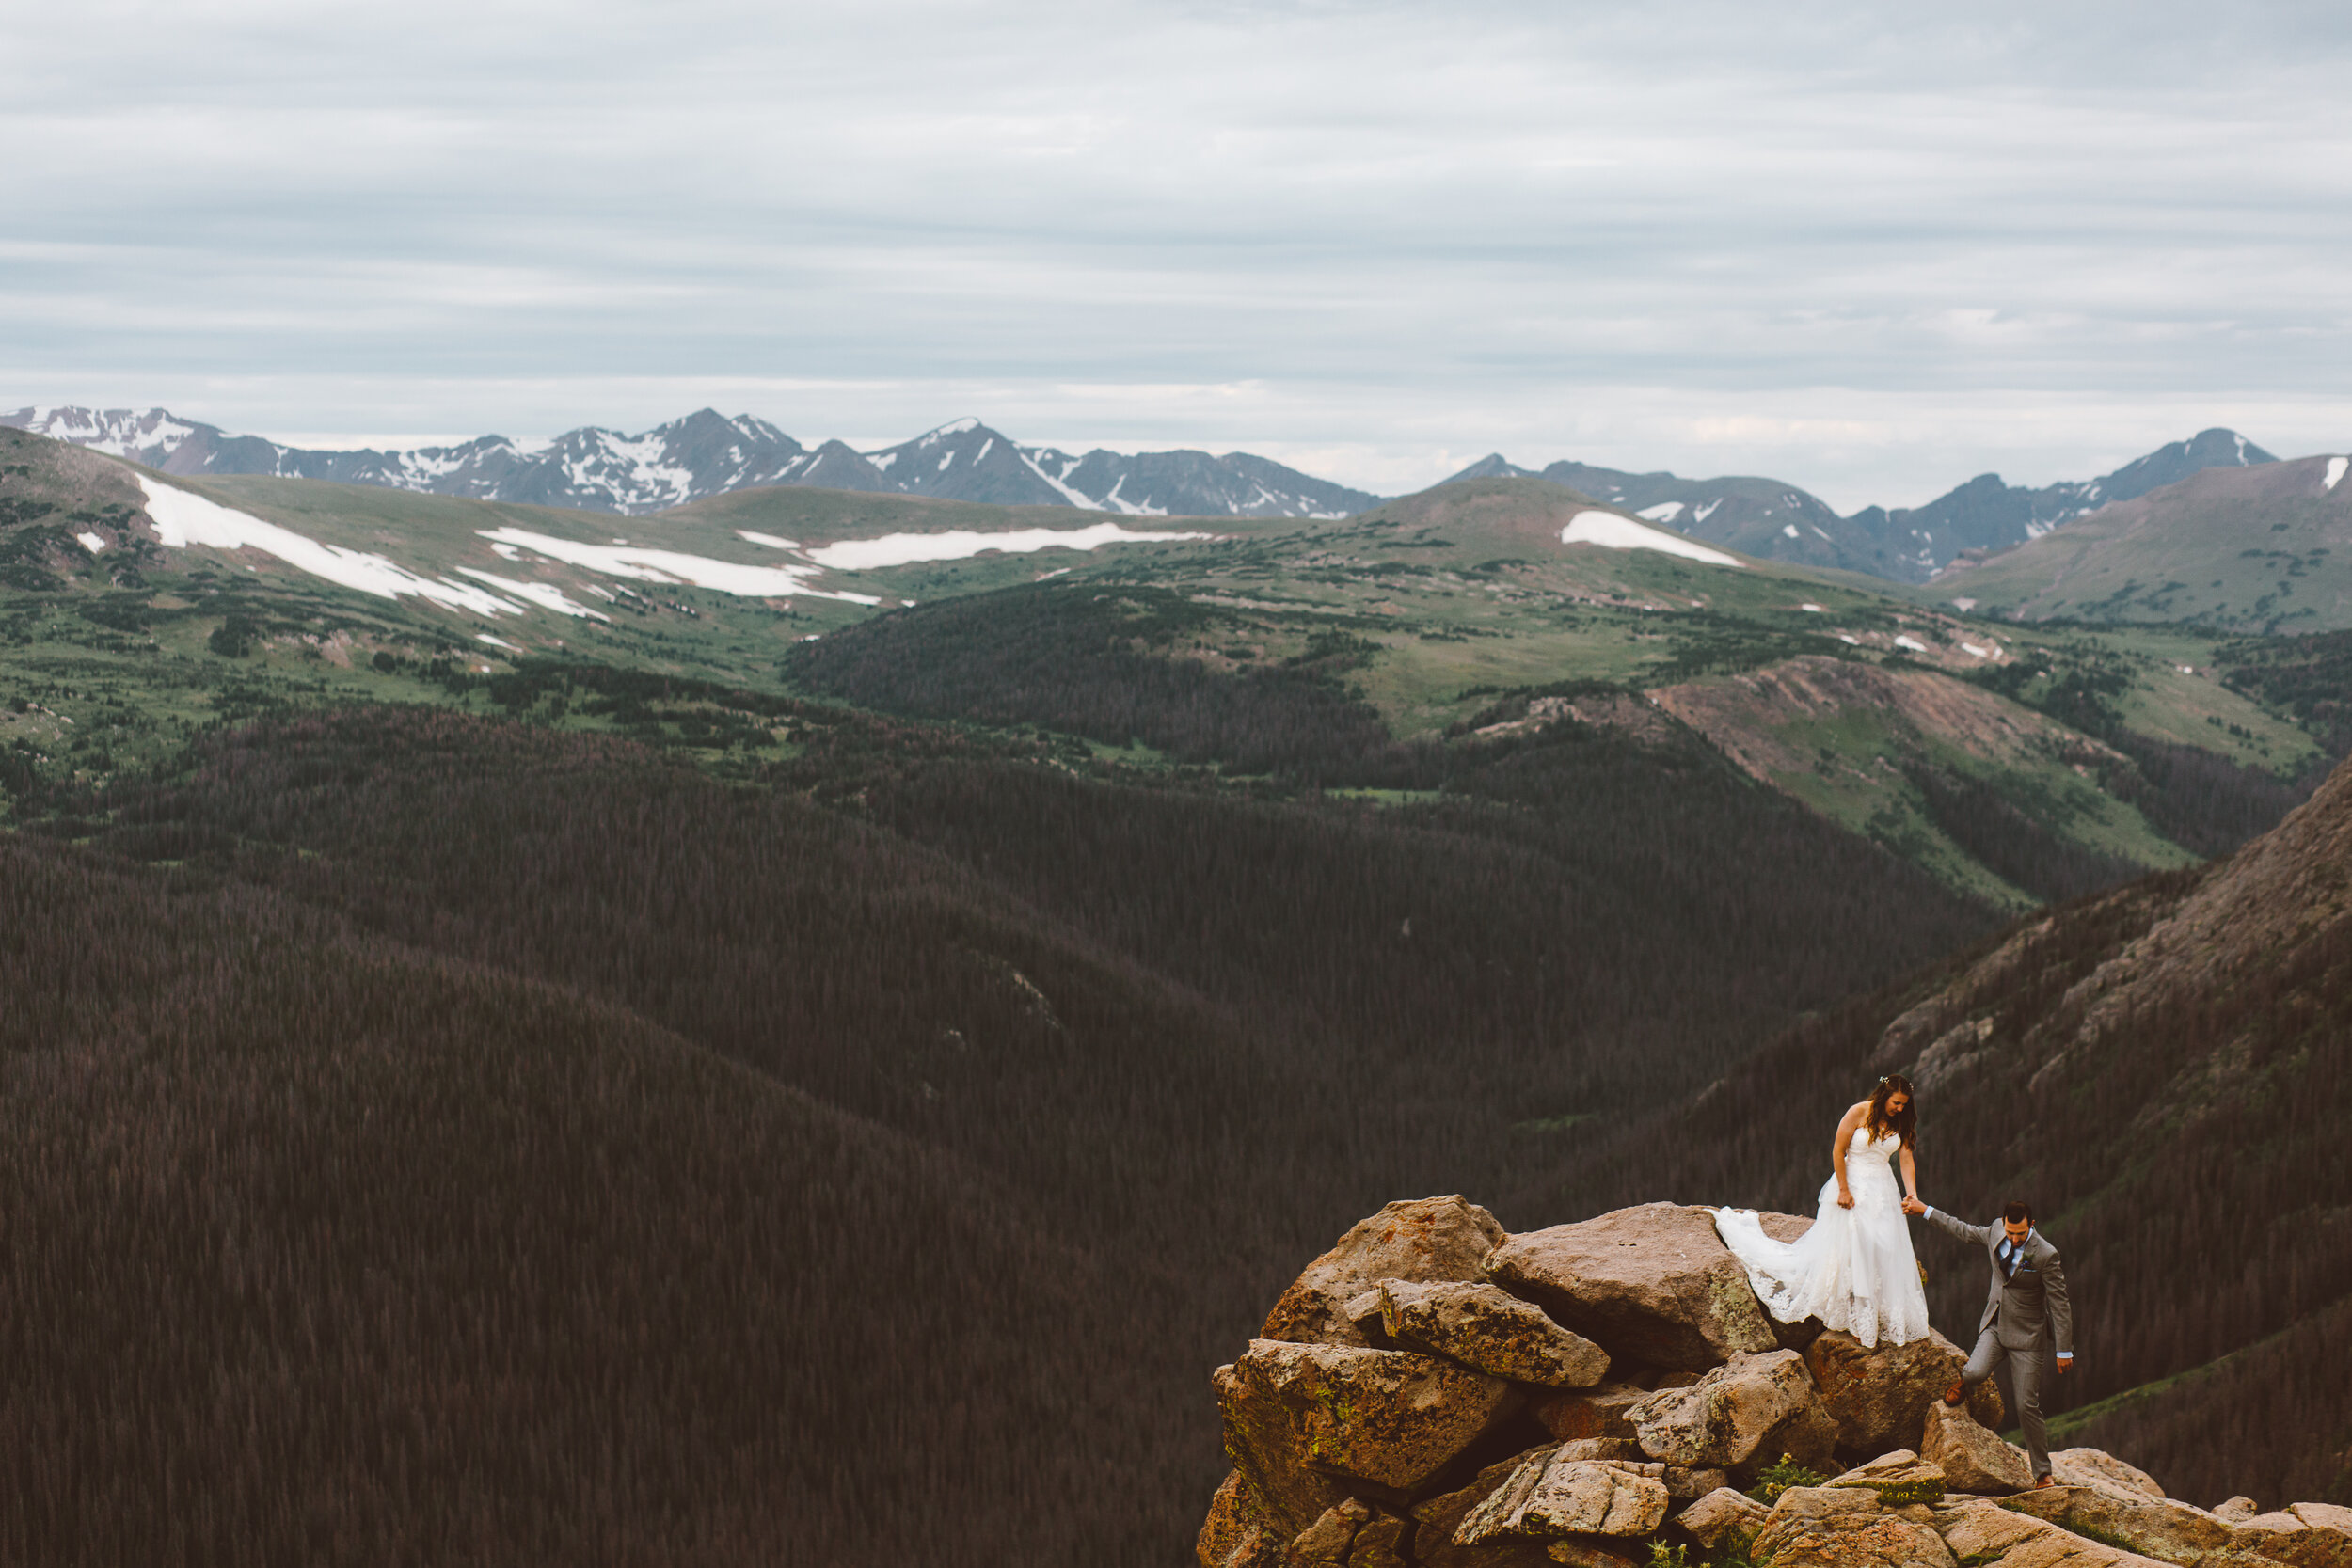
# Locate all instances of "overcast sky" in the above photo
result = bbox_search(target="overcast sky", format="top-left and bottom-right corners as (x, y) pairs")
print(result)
(7, 0), (2351, 508)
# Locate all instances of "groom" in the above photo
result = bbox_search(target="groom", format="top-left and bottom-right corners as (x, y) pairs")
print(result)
(1900, 1196), (2074, 1486)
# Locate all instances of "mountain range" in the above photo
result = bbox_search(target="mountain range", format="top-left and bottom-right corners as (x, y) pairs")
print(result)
(1452, 428), (2281, 582)
(5, 407), (2295, 585)
(0, 406), (1382, 521)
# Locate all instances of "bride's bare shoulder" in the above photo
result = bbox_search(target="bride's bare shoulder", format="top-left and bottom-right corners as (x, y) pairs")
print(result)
(1839, 1100), (1870, 1121)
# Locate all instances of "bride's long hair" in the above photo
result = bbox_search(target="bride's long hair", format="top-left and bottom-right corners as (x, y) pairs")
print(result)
(1867, 1074), (1918, 1148)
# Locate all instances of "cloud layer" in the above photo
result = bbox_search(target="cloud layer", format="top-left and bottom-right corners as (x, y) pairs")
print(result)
(7, 0), (2350, 506)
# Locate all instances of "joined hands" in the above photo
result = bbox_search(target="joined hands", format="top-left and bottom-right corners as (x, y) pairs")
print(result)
(1901, 1196), (1927, 1216)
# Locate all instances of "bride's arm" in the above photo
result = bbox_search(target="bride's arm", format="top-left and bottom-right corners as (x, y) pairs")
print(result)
(1832, 1102), (1864, 1209)
(1900, 1142), (1919, 1205)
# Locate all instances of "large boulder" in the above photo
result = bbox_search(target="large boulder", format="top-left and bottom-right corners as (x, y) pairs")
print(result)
(1804, 1328), (2004, 1450)
(1678, 1487), (1771, 1549)
(2293, 1507), (2352, 1536)
(1933, 1498), (2173, 1568)
(1917, 1402), (2031, 1495)
(1752, 1484), (1959, 1568)
(1629, 1349), (1839, 1474)
(2050, 1449), (2168, 1501)
(1484, 1203), (1780, 1370)
(1378, 1281), (1613, 1388)
(1454, 1451), (1673, 1544)
(2004, 1486), (2233, 1566)
(1265, 1197), (1509, 1347)
(1413, 1450), (1564, 1568)
(1531, 1385), (1651, 1443)
(1221, 1340), (1520, 1513)
(1200, 1469), (1285, 1568)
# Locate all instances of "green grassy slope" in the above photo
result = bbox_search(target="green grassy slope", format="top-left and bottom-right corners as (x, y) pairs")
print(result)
(1927, 452), (2352, 632)
(1, 432), (2333, 907)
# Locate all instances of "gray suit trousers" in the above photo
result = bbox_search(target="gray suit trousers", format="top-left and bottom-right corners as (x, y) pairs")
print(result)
(1962, 1326), (2048, 1477)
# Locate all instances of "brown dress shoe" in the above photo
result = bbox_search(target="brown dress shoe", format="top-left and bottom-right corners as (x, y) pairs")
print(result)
(1943, 1378), (1967, 1406)
(2035, 1475), (2057, 1488)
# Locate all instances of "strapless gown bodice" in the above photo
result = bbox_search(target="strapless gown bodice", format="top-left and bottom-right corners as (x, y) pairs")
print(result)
(1711, 1125), (1930, 1348)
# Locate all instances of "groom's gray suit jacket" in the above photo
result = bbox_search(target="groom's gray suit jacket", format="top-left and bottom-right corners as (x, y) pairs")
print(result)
(1926, 1209), (2074, 1354)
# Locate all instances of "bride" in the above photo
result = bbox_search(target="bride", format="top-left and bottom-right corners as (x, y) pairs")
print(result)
(1712, 1074), (1931, 1349)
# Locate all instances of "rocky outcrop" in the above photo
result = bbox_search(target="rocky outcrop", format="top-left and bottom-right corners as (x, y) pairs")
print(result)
(1264, 1197), (1510, 1348)
(1377, 1282), (1612, 1388)
(1628, 1350), (1838, 1475)
(1805, 1328), (2004, 1449)
(1484, 1204), (1779, 1370)
(1198, 1196), (2330, 1568)
(1919, 1401), (2034, 1494)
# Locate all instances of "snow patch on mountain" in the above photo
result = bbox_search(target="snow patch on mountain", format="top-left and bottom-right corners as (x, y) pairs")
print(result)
(1561, 510), (1742, 567)
(474, 529), (882, 604)
(802, 521), (1217, 571)
(137, 476), (527, 617)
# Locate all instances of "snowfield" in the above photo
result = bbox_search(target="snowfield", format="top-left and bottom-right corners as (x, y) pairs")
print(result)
(800, 521), (1216, 571)
(474, 529), (882, 604)
(1559, 510), (1742, 567)
(138, 476), (528, 617)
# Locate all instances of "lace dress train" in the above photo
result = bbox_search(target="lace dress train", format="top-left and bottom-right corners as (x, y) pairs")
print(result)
(1712, 1128), (1931, 1349)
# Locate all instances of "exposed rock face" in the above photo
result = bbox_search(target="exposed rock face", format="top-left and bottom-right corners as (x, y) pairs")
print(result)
(1934, 1498), (2174, 1568)
(2220, 1512), (2352, 1568)
(1378, 1281), (1612, 1388)
(1287, 1498), (1375, 1563)
(1752, 1484), (1958, 1568)
(1223, 1339), (1519, 1507)
(1918, 1402), (2033, 1494)
(2004, 1485), (2233, 1566)
(1831, 1450), (1948, 1504)
(1531, 1386), (1651, 1443)
(2292, 1506), (2352, 1536)
(2051, 1449), (2169, 1501)
(1484, 1203), (1779, 1370)
(1805, 1328), (2004, 1449)
(1678, 1487), (1770, 1548)
(1454, 1452), (1672, 1544)
(2217, 1501), (2264, 1525)
(1413, 1451), (1561, 1568)
(1200, 1468), (1284, 1568)
(1346, 1511), (1411, 1568)
(1264, 1197), (1510, 1348)
(1627, 1349), (1838, 1473)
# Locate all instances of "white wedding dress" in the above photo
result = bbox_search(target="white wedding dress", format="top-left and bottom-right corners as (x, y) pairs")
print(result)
(1712, 1126), (1931, 1349)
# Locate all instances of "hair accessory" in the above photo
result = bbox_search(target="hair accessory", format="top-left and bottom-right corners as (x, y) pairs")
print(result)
(1877, 1075), (1889, 1085)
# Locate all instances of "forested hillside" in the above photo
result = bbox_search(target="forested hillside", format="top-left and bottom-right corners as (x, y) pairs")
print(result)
(1532, 751), (2352, 1510)
(0, 696), (1991, 1564)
